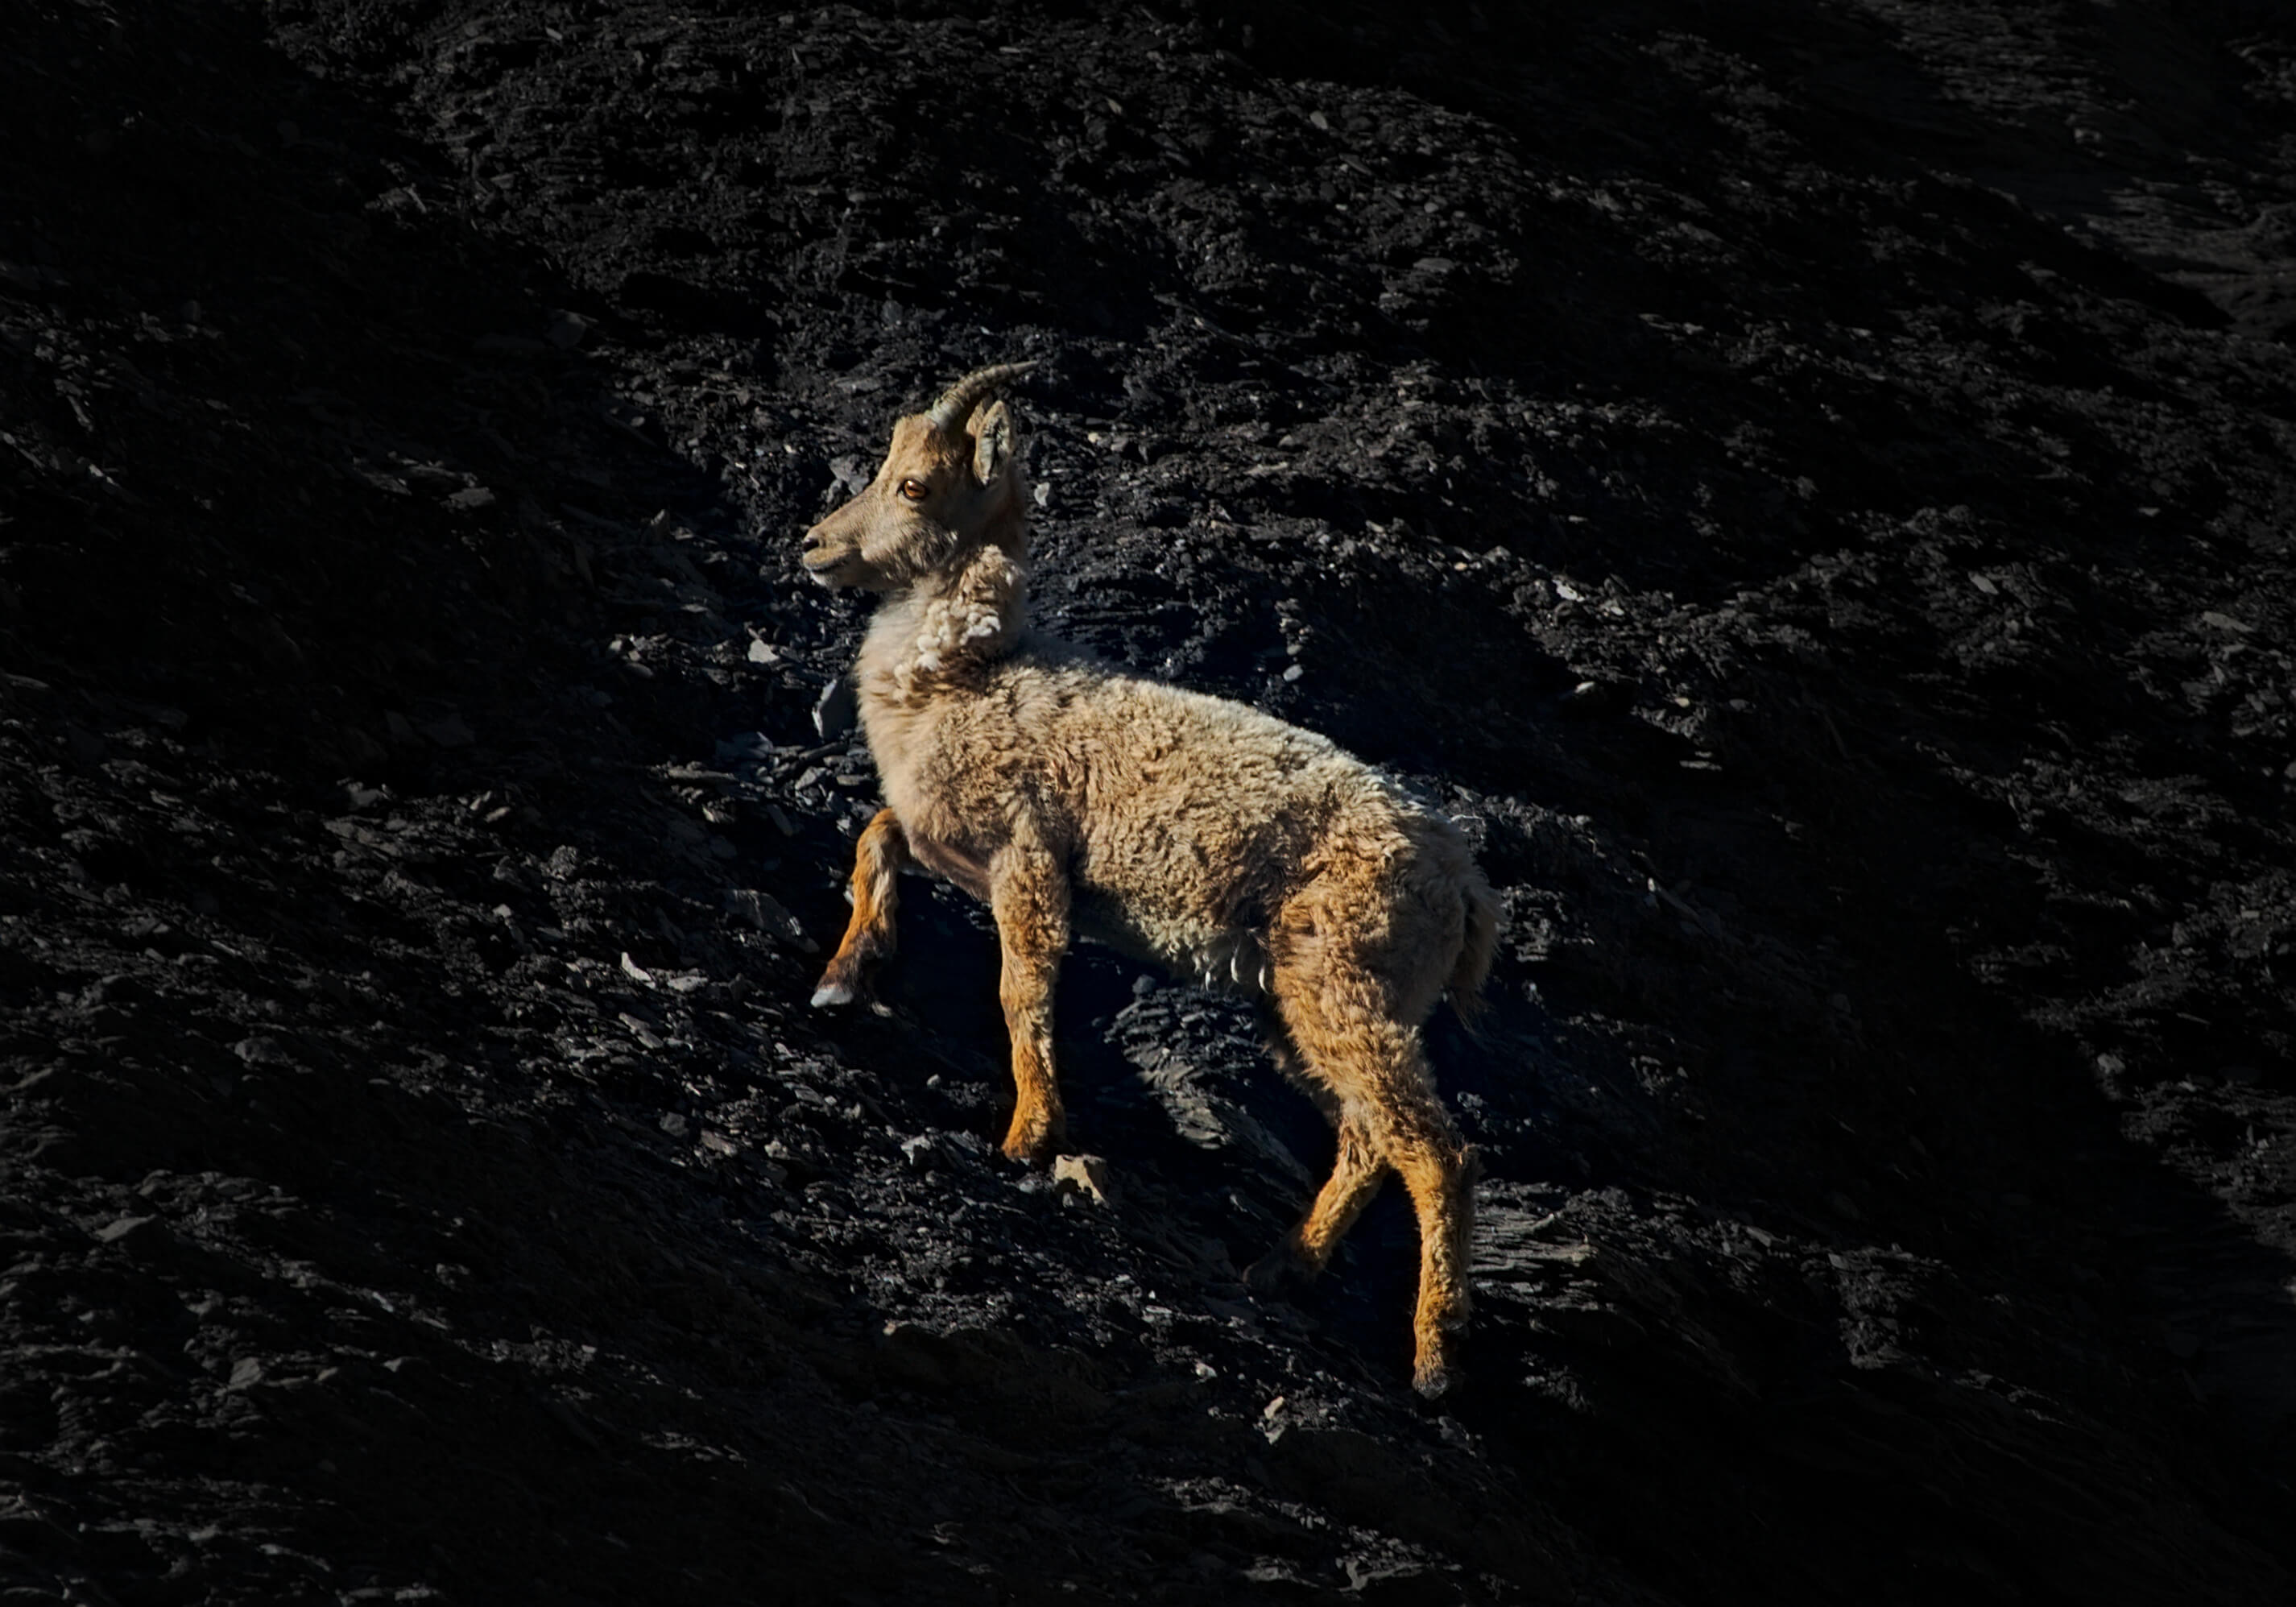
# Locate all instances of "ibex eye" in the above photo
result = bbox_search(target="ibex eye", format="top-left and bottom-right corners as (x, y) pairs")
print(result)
(898, 478), (930, 502)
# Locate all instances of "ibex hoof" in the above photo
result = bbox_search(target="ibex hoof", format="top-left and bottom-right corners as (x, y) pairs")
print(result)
(999, 1115), (1063, 1166)
(809, 980), (855, 1009)
(1243, 1246), (1313, 1295)
(1412, 1344), (1461, 1401)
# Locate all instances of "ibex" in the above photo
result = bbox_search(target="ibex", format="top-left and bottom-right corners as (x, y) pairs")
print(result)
(800, 363), (1499, 1396)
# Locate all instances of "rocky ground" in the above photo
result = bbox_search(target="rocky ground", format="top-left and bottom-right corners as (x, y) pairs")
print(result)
(3, 0), (2294, 1601)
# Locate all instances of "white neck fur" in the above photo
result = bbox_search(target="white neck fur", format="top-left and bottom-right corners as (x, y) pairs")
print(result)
(862, 544), (1028, 698)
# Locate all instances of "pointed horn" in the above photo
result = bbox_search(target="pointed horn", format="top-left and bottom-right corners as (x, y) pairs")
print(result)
(925, 361), (1039, 433)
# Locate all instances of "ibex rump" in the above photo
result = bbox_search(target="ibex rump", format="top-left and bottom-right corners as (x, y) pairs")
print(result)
(800, 363), (1499, 1396)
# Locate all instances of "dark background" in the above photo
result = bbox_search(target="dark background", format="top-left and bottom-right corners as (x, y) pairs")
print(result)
(2, 1), (2293, 1601)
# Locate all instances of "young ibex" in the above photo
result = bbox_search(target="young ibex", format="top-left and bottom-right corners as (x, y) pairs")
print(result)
(800, 363), (1499, 1395)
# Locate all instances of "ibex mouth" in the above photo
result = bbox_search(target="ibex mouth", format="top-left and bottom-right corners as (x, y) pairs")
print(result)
(800, 537), (860, 587)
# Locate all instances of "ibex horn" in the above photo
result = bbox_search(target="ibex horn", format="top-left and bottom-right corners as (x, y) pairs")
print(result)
(925, 361), (1039, 433)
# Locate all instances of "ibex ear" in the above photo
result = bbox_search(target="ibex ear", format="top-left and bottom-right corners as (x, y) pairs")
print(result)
(970, 400), (1015, 487)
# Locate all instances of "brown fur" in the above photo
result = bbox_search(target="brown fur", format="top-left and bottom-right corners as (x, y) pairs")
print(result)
(800, 366), (1501, 1395)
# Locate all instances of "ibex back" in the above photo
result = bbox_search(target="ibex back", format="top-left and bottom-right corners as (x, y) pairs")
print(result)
(800, 363), (1500, 1397)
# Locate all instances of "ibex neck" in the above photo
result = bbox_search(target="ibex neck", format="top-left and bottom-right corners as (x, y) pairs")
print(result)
(857, 544), (1029, 701)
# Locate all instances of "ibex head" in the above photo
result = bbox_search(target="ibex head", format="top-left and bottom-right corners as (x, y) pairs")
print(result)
(801, 362), (1036, 593)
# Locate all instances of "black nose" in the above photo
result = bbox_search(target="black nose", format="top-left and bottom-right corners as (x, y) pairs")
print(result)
(801, 528), (823, 551)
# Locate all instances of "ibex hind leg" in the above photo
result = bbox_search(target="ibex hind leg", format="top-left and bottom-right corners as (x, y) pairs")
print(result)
(1383, 1089), (1477, 1399)
(1247, 1021), (1387, 1294)
(813, 808), (909, 1007)
(1271, 977), (1475, 1398)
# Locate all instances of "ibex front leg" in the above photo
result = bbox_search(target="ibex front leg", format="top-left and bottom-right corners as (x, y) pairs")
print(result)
(989, 832), (1069, 1164)
(813, 807), (910, 1007)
